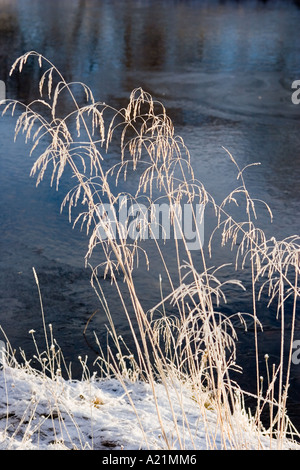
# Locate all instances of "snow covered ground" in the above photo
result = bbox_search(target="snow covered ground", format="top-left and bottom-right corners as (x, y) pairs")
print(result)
(0, 340), (299, 451)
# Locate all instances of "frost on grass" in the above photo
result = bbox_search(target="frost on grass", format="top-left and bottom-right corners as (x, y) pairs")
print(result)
(0, 359), (204, 450)
(0, 342), (299, 451)
(2, 52), (300, 451)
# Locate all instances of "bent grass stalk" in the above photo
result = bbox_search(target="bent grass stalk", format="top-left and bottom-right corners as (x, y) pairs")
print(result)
(2, 51), (300, 449)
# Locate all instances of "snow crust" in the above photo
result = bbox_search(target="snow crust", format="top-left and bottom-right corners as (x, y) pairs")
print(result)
(0, 355), (299, 451)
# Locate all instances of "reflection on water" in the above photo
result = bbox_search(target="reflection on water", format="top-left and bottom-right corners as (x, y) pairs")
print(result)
(1, 0), (300, 99)
(0, 0), (300, 429)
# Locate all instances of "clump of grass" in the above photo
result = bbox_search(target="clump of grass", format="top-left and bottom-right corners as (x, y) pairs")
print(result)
(0, 324), (90, 450)
(2, 51), (300, 449)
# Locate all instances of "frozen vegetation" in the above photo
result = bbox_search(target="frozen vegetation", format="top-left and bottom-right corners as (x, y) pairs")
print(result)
(0, 336), (299, 451)
(1, 52), (300, 451)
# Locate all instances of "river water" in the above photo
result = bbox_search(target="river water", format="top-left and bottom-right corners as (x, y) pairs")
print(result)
(0, 0), (300, 431)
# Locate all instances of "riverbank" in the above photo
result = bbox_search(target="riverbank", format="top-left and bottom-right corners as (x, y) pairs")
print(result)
(0, 341), (299, 451)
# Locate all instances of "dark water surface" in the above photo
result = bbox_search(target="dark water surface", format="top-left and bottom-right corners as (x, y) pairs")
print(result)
(1, 0), (300, 432)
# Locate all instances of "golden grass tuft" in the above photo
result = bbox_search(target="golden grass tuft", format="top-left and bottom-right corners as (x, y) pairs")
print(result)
(1, 51), (300, 449)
